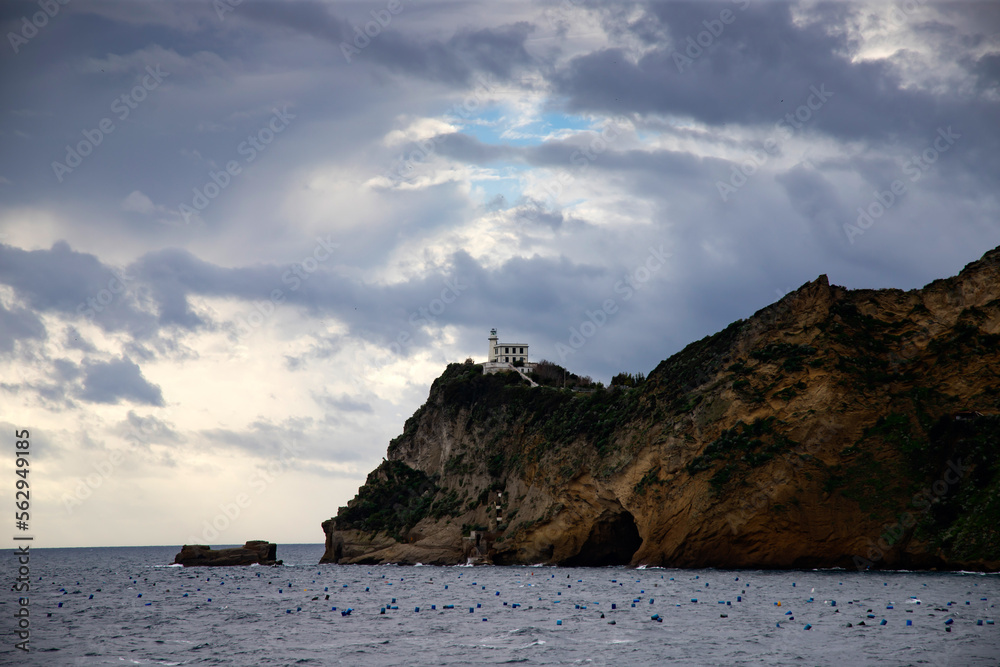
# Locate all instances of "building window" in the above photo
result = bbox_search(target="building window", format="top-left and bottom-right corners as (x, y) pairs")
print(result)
(519, 347), (524, 354)
(505, 347), (509, 354)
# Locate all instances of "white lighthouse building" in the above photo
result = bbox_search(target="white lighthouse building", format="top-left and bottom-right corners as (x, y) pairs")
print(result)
(482, 328), (537, 378)
(488, 328), (530, 364)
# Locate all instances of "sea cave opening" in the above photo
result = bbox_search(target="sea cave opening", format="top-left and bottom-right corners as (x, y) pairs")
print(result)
(560, 509), (642, 567)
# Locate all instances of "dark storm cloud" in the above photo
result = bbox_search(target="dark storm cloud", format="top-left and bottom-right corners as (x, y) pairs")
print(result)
(127, 238), (627, 365)
(775, 166), (850, 248)
(431, 128), (716, 185)
(52, 358), (81, 381)
(0, 302), (46, 353)
(970, 51), (1000, 92)
(0, 242), (156, 336)
(239, 1), (535, 84)
(552, 2), (995, 149)
(79, 356), (164, 406)
(433, 132), (519, 163)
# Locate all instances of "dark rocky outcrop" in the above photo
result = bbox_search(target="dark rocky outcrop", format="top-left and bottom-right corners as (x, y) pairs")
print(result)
(322, 246), (1000, 571)
(174, 540), (282, 566)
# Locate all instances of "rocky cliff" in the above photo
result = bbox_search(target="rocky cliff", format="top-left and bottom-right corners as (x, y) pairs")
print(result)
(322, 247), (1000, 571)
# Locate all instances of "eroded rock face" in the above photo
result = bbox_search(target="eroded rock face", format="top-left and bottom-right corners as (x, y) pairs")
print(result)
(174, 540), (281, 566)
(322, 247), (1000, 571)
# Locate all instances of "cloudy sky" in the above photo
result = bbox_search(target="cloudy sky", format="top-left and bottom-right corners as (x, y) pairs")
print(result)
(1, 0), (998, 548)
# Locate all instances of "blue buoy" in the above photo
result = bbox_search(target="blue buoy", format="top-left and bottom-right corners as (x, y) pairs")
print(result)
(414, 607), (419, 612)
(880, 619), (887, 626)
(804, 624), (812, 630)
(556, 619), (562, 625)
(945, 619), (954, 625)
(906, 620), (912, 626)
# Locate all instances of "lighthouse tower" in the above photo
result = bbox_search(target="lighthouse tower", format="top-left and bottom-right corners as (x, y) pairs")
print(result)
(488, 328), (498, 362)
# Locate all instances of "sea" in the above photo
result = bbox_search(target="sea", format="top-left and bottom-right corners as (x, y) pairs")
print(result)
(2, 544), (999, 666)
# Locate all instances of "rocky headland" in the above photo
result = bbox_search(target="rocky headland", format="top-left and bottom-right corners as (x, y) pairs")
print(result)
(322, 247), (1000, 571)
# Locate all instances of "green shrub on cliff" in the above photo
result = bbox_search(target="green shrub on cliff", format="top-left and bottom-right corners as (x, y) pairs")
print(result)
(335, 460), (440, 540)
(686, 417), (796, 492)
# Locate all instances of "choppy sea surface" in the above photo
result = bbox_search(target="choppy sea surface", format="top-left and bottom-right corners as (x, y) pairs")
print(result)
(3, 544), (999, 666)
